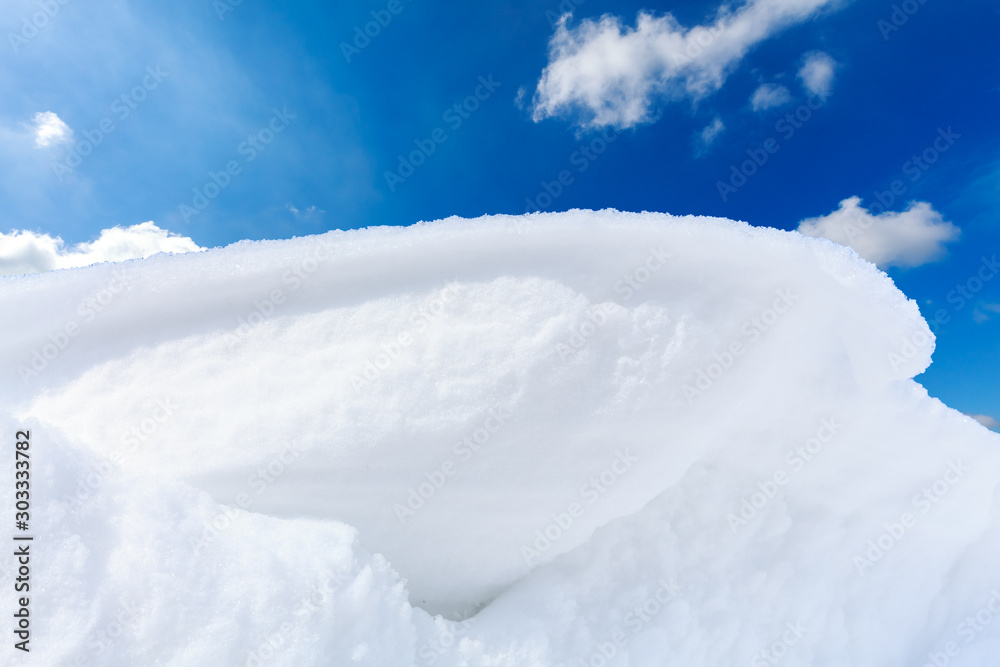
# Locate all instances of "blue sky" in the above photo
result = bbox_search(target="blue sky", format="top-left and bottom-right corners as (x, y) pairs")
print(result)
(1, 0), (997, 421)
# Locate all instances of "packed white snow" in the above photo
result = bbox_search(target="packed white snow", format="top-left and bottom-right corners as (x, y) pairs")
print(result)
(1, 209), (998, 666)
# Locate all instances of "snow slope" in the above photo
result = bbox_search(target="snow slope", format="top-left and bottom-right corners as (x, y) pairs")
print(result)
(1, 209), (998, 666)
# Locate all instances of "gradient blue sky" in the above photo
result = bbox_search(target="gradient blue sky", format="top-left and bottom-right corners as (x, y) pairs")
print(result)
(2, 0), (997, 420)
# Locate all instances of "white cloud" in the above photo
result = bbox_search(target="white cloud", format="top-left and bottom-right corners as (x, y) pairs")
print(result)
(796, 196), (960, 269)
(695, 117), (725, 155)
(287, 203), (326, 222)
(0, 222), (204, 276)
(798, 51), (837, 98)
(32, 111), (73, 148)
(972, 302), (1000, 324)
(969, 414), (1000, 431)
(530, 0), (840, 129)
(750, 83), (791, 111)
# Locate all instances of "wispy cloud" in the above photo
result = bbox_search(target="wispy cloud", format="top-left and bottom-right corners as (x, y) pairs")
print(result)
(796, 196), (960, 268)
(750, 83), (791, 111)
(695, 116), (725, 156)
(0, 222), (204, 276)
(972, 302), (1000, 324)
(32, 111), (73, 148)
(287, 203), (326, 223)
(530, 0), (840, 129)
(798, 52), (837, 98)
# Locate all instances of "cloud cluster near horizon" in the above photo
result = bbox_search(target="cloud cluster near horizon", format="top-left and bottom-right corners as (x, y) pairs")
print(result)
(969, 414), (1000, 431)
(529, 0), (840, 129)
(797, 197), (960, 269)
(972, 303), (1000, 324)
(0, 222), (203, 276)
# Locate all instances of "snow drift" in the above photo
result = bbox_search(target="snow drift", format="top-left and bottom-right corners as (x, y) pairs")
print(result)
(1, 210), (998, 666)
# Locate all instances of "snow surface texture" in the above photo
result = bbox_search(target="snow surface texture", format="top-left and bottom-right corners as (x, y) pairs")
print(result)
(1, 210), (999, 666)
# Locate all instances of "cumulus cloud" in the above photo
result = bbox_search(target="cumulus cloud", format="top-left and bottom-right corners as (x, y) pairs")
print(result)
(0, 222), (204, 277)
(798, 51), (837, 98)
(32, 111), (73, 148)
(530, 0), (839, 129)
(750, 83), (791, 111)
(796, 197), (960, 269)
(969, 414), (1000, 431)
(695, 117), (725, 156)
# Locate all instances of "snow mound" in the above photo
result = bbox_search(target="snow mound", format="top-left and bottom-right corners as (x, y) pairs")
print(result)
(1, 210), (998, 666)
